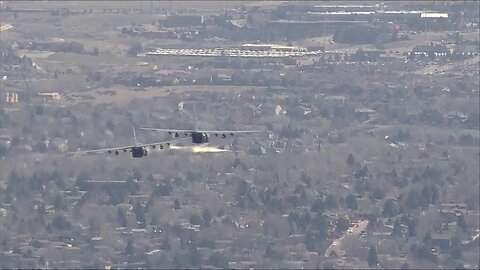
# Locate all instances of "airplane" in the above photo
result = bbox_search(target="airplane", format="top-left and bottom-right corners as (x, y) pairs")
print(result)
(71, 126), (188, 158)
(139, 126), (262, 144)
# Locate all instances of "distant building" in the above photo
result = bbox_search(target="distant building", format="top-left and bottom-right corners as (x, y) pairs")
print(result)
(420, 12), (448, 19)
(85, 180), (127, 189)
(355, 107), (376, 121)
(178, 101), (184, 112)
(241, 43), (307, 52)
(431, 233), (452, 250)
(5, 92), (19, 103)
(411, 43), (449, 57)
(36, 92), (61, 104)
(324, 95), (347, 104)
(453, 44), (479, 56)
(275, 104), (287, 116)
(211, 73), (233, 85)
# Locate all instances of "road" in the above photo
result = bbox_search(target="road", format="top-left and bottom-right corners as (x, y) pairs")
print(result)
(325, 219), (369, 257)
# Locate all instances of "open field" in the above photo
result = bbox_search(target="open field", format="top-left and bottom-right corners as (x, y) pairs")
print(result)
(63, 85), (267, 106)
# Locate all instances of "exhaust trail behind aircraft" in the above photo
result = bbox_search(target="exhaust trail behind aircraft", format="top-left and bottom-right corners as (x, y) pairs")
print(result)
(170, 145), (231, 153)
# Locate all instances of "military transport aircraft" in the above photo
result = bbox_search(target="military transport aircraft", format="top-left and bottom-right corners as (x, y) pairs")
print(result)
(72, 126), (188, 158)
(139, 126), (262, 144)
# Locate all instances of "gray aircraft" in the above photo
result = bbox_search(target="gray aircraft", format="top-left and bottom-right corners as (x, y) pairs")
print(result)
(72, 126), (188, 158)
(139, 126), (261, 144)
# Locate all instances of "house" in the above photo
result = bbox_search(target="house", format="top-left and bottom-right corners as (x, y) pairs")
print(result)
(36, 92), (61, 104)
(440, 202), (468, 211)
(292, 103), (316, 117)
(431, 233), (452, 250)
(324, 95), (346, 104)
(127, 194), (149, 204)
(275, 104), (287, 116)
(267, 86), (287, 93)
(355, 107), (376, 121)
(211, 74), (233, 85)
(85, 180), (127, 189)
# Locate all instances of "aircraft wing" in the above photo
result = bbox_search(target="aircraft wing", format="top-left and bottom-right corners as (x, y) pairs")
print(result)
(140, 127), (196, 133)
(70, 145), (135, 155)
(140, 127), (262, 134)
(134, 138), (189, 148)
(196, 130), (262, 134)
(70, 138), (188, 155)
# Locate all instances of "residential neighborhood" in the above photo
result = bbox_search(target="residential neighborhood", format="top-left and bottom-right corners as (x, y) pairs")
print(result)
(0, 0), (478, 269)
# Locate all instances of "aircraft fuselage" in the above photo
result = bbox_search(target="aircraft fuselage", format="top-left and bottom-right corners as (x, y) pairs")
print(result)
(172, 131), (235, 144)
(131, 146), (148, 158)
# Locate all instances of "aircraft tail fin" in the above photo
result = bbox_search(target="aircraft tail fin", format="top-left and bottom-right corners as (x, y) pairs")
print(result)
(193, 103), (198, 131)
(133, 125), (138, 146)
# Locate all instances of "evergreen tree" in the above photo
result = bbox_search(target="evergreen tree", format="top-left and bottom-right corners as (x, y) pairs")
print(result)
(187, 247), (202, 267)
(202, 209), (212, 226)
(407, 219), (417, 237)
(125, 238), (135, 256)
(383, 199), (397, 217)
(421, 185), (432, 205)
(133, 202), (146, 224)
(190, 213), (203, 226)
(423, 232), (432, 246)
(345, 193), (358, 210)
(52, 215), (71, 231)
(457, 214), (468, 232)
(393, 219), (402, 238)
(46, 223), (53, 233)
(405, 190), (421, 210)
(160, 238), (171, 251)
(311, 198), (325, 213)
(335, 217), (350, 234)
(313, 214), (328, 241)
(53, 194), (67, 211)
(117, 207), (128, 227)
(368, 246), (378, 267)
(172, 253), (185, 269)
(450, 236), (463, 260)
(76, 171), (90, 190)
(208, 253), (229, 268)
(347, 153), (355, 166)
(174, 199), (181, 210)
(325, 194), (338, 209)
